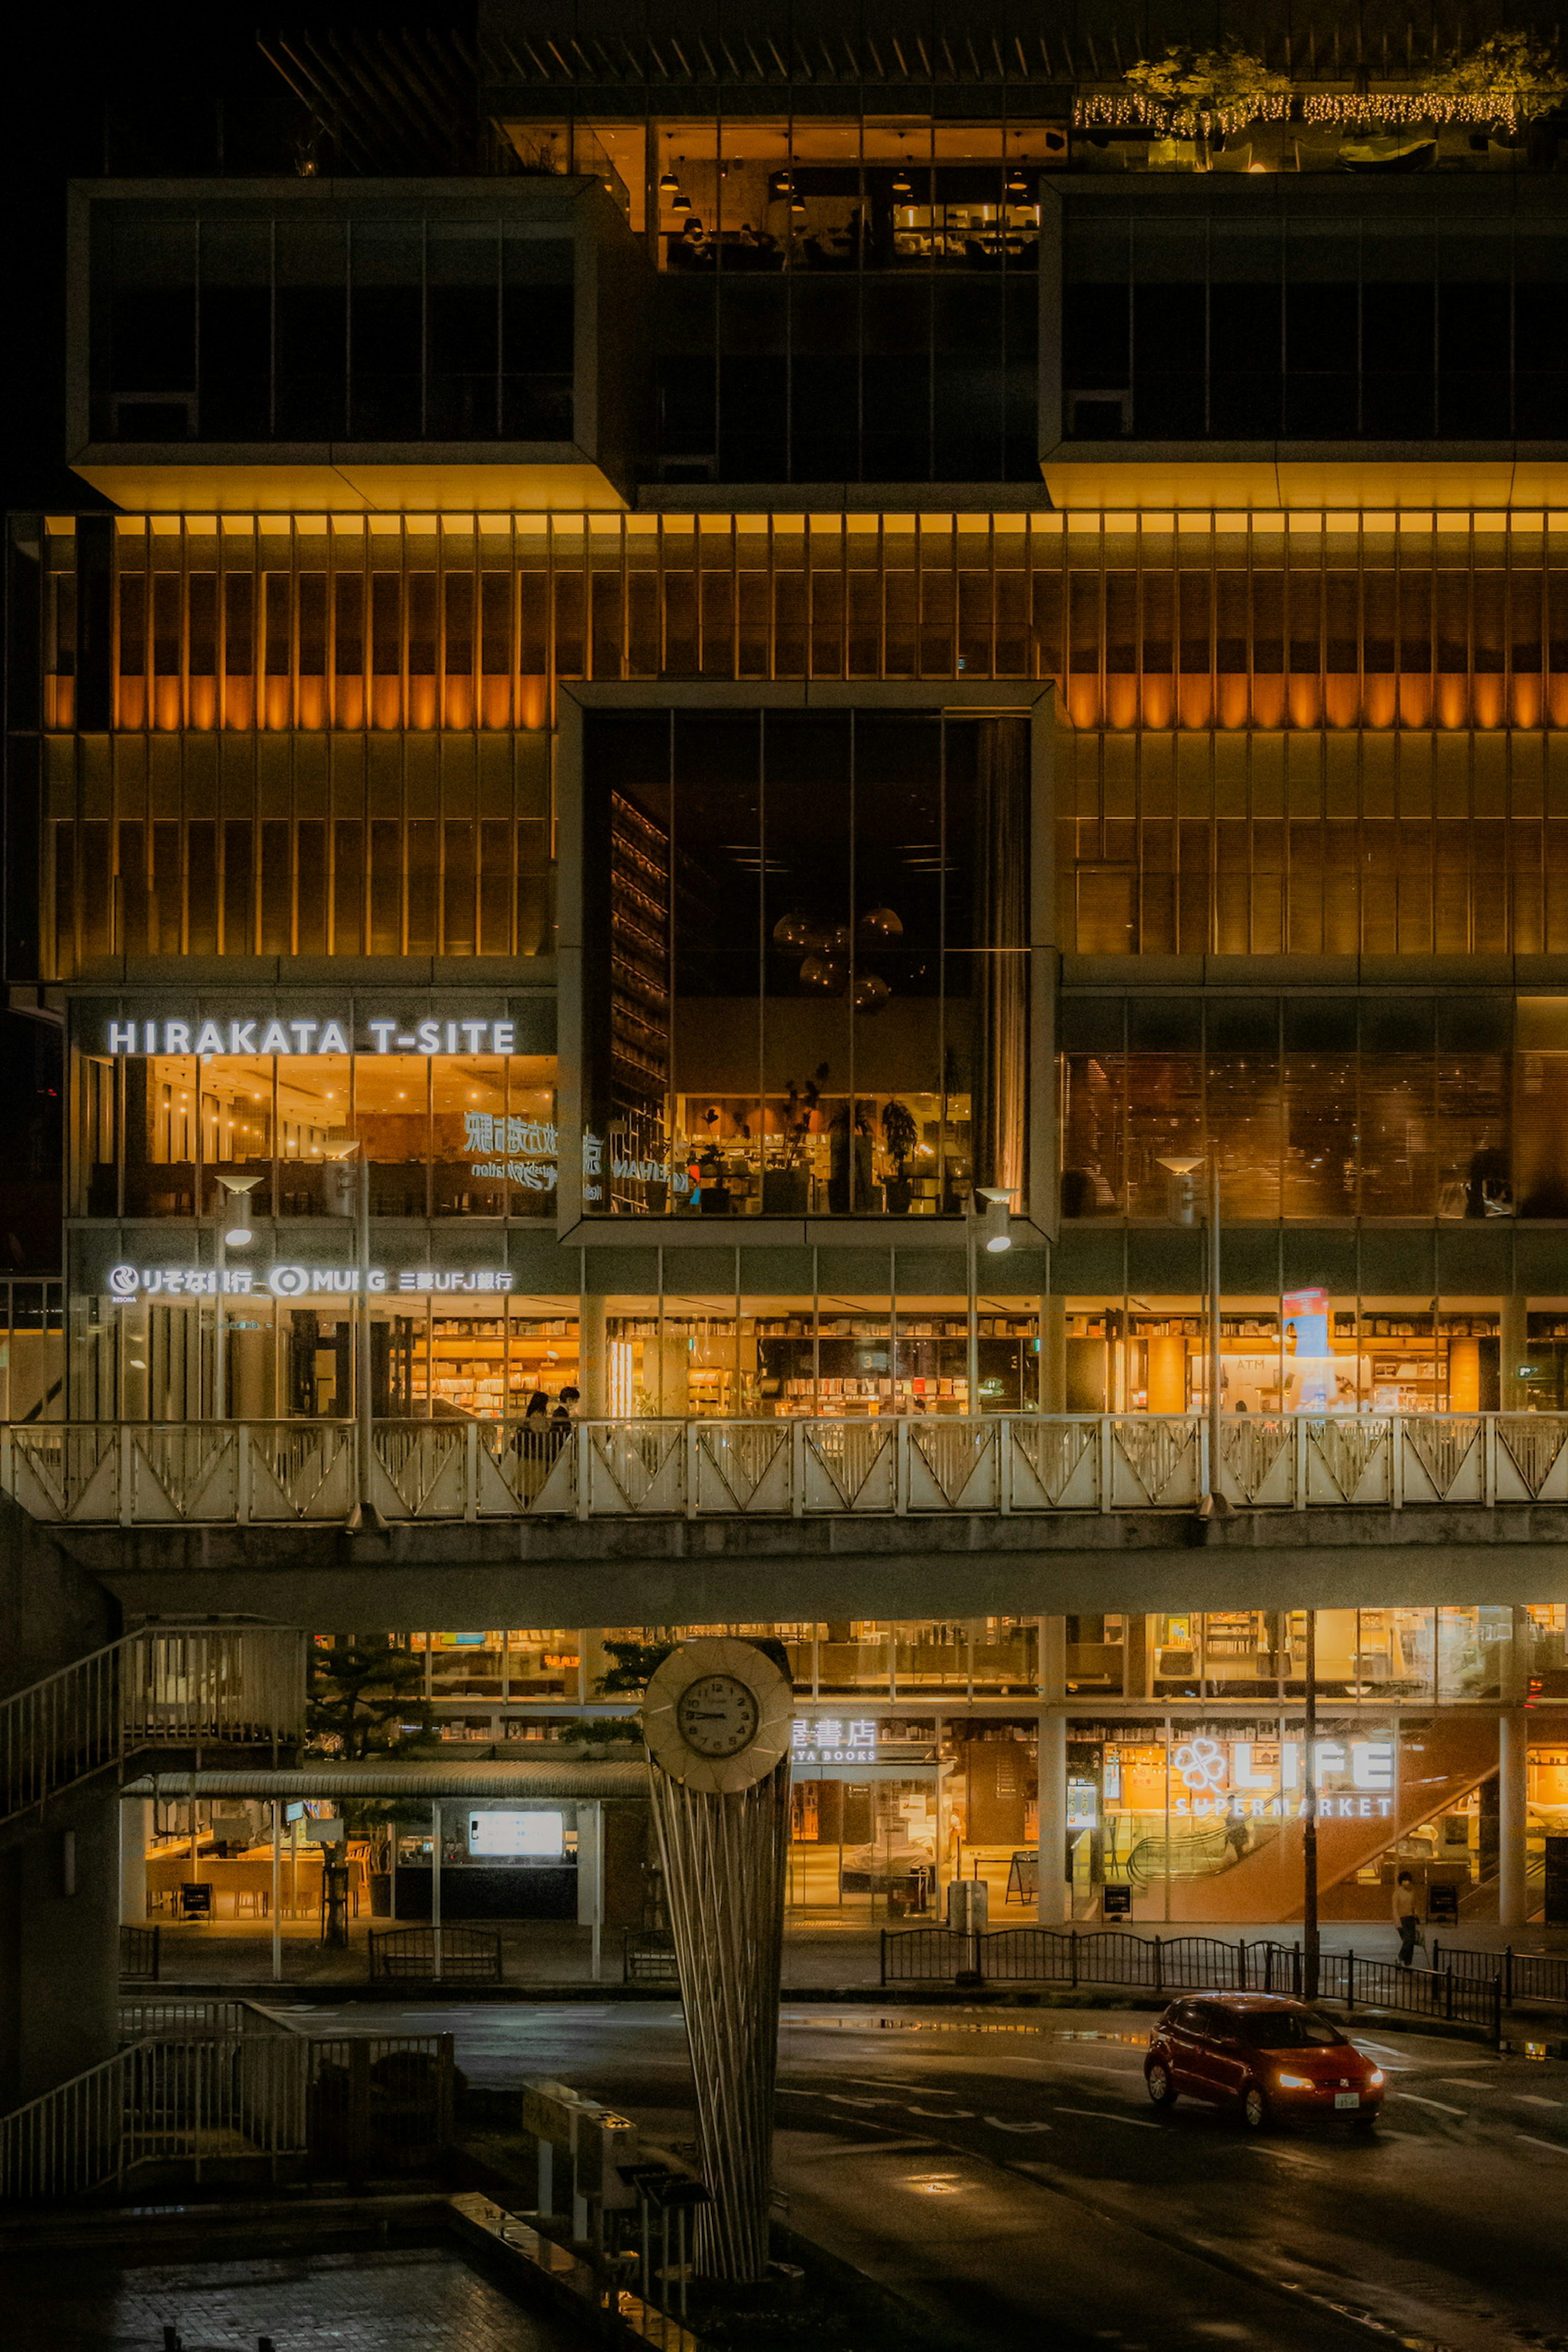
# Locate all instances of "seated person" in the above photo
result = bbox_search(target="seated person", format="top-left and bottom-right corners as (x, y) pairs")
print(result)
(669, 215), (711, 266)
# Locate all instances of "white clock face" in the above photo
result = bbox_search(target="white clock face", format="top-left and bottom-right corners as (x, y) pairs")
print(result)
(675, 1673), (760, 1759)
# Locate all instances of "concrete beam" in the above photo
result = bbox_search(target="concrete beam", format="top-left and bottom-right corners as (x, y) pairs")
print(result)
(122, 1762), (649, 1800)
(55, 1504), (1568, 1630)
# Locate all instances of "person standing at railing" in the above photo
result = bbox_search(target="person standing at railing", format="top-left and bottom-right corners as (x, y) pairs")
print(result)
(513, 1392), (552, 1470)
(1392, 1869), (1425, 1968)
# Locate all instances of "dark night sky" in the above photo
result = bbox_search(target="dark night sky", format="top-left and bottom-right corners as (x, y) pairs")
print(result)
(0, 2), (474, 514)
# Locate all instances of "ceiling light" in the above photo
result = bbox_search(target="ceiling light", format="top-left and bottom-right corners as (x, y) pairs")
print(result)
(224, 1227), (252, 1247)
(658, 170), (679, 195)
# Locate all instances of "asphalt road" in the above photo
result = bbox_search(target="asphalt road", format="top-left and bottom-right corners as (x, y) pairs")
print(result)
(276, 1998), (1568, 2352)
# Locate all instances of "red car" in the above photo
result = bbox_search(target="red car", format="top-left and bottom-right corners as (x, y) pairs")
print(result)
(1145, 1993), (1385, 2132)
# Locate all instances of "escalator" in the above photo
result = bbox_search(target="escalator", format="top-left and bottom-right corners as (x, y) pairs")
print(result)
(1164, 1714), (1499, 1922)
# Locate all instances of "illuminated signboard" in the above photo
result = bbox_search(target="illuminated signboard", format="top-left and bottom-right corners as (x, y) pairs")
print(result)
(105, 1018), (518, 1056)
(465, 1113), (559, 1192)
(792, 1717), (879, 1767)
(1169, 1735), (1396, 1821)
(108, 1264), (513, 1300)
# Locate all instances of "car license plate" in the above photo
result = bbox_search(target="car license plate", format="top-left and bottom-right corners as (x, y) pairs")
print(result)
(1334, 2092), (1361, 2110)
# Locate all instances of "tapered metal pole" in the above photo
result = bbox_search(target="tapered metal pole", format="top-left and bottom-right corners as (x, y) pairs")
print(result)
(1303, 1609), (1320, 2001)
(357, 1154), (372, 1512)
(1207, 1157), (1221, 1505)
(272, 1800), (282, 1982)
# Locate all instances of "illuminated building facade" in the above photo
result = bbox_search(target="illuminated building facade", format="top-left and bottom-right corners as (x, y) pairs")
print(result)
(7, 5), (1568, 1933)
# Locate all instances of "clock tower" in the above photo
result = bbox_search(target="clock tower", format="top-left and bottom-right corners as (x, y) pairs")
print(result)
(641, 1636), (795, 2280)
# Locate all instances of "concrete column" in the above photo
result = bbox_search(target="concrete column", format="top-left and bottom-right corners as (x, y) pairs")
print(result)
(1036, 1616), (1069, 1926)
(1499, 1710), (1530, 1930)
(0, 1782), (121, 2109)
(1500, 1294), (1529, 1413)
(1040, 1294), (1066, 1414)
(579, 1292), (608, 1419)
(119, 1796), (150, 1925)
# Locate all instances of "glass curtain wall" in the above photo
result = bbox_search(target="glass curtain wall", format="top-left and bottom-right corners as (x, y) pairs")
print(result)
(584, 707), (1030, 1217)
(1061, 993), (1523, 1221)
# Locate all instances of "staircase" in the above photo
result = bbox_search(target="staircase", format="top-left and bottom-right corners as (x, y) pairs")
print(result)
(0, 2006), (455, 2203)
(0, 1623), (306, 1840)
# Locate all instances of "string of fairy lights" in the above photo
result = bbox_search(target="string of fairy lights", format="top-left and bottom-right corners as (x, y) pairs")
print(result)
(1072, 38), (1566, 142)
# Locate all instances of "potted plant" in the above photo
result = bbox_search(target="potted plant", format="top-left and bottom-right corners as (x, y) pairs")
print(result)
(762, 1066), (824, 1215)
(882, 1098), (919, 1216)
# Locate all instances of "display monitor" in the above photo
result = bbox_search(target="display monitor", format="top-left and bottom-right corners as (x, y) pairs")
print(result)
(467, 1809), (565, 1858)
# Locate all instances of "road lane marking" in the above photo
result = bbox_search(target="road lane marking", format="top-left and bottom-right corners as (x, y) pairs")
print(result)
(1515, 2134), (1568, 2153)
(1051, 2107), (1161, 2130)
(1394, 2093), (1467, 2115)
(1515, 2095), (1564, 2107)
(984, 2116), (1052, 2134)
(908, 2105), (974, 2117)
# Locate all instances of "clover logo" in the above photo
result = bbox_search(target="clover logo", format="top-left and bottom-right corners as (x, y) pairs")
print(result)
(1174, 1737), (1227, 1793)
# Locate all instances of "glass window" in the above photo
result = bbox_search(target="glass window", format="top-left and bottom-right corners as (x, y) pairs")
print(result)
(98, 1044), (557, 1223)
(584, 708), (1029, 1216)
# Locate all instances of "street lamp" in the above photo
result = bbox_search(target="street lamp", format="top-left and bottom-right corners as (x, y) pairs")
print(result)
(967, 1185), (1016, 1415)
(1156, 1151), (1226, 1518)
(320, 1136), (380, 1533)
(212, 1171), (261, 1423)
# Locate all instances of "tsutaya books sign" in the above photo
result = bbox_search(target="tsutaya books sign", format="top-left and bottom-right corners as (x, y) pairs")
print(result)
(104, 1018), (519, 1056)
(792, 1717), (879, 1766)
(1166, 1734), (1396, 1821)
(108, 1264), (514, 1300)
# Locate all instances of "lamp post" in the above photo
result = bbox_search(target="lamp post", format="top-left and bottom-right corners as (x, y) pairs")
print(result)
(1303, 1607), (1320, 2000)
(1156, 1152), (1224, 1514)
(969, 1185), (1014, 1415)
(212, 1171), (261, 1423)
(320, 1136), (377, 1531)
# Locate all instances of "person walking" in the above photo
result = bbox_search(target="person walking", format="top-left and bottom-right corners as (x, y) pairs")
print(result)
(1392, 1868), (1424, 1968)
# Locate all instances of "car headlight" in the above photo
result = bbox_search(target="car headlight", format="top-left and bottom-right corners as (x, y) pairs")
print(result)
(1367, 2069), (1385, 2088)
(1275, 2071), (1313, 2089)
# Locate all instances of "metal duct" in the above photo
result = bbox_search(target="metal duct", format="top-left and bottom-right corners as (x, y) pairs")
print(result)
(121, 1762), (650, 1800)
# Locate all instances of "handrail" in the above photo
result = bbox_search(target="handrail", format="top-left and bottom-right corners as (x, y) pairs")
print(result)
(0, 1412), (1563, 1525)
(0, 1623), (306, 1829)
(1, 2013), (454, 2202)
(880, 1925), (1504, 2039)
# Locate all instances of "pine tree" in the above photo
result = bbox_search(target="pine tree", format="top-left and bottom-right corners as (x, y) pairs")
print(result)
(572, 1634), (676, 1746)
(305, 1642), (441, 1764)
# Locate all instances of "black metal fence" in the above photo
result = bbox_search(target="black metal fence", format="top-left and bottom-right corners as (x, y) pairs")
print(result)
(305, 2034), (456, 2183)
(880, 1927), (1503, 2039)
(622, 1928), (679, 1986)
(366, 1927), (502, 1983)
(118, 1924), (160, 1982)
(1432, 1942), (1568, 2010)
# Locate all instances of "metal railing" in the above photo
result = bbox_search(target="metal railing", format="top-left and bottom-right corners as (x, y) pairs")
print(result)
(118, 1925), (160, 1982)
(3, 1411), (1566, 1525)
(0, 2020), (306, 2203)
(1433, 1942), (1568, 2010)
(880, 1925), (1503, 2038)
(367, 1926), (502, 1982)
(623, 1927), (679, 1986)
(0, 1623), (306, 1829)
(2, 2013), (454, 2203)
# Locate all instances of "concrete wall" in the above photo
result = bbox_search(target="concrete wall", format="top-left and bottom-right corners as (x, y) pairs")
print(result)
(0, 1499), (122, 2109)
